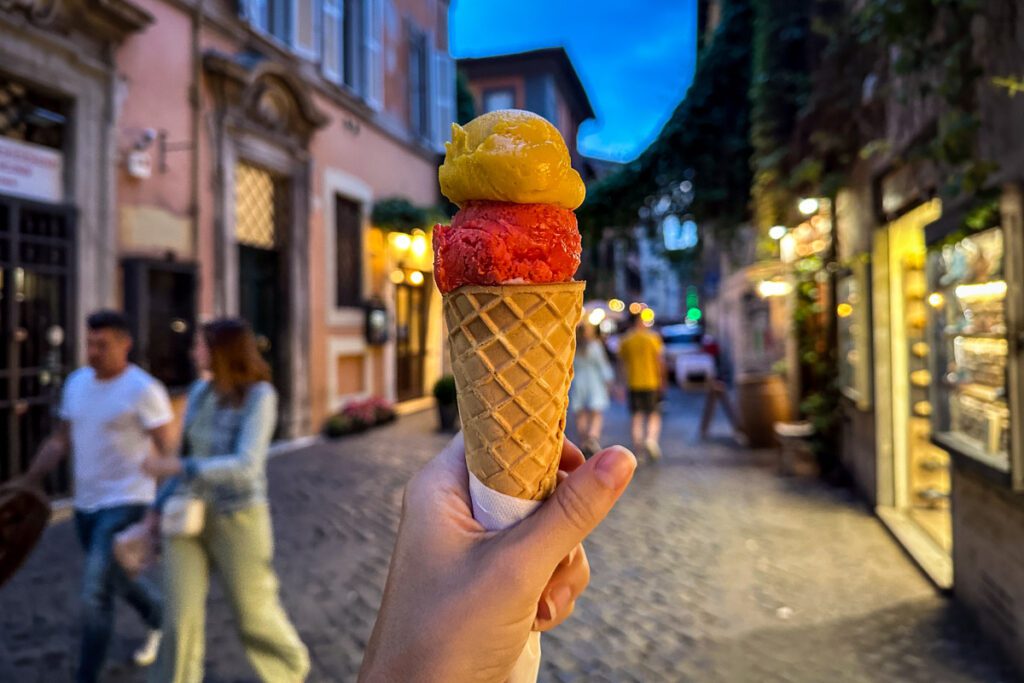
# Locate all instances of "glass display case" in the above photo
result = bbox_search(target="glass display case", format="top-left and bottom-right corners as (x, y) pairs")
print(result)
(927, 227), (1010, 471)
(836, 261), (871, 409)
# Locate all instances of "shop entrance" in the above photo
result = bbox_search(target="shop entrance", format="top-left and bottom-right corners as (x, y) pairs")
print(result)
(874, 199), (952, 584)
(394, 277), (428, 402)
(0, 196), (74, 496)
(235, 163), (290, 425)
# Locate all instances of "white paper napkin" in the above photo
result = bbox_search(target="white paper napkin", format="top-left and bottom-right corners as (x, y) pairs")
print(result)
(468, 471), (544, 683)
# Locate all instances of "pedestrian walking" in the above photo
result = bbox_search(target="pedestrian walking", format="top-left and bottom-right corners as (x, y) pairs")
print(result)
(616, 313), (667, 461)
(22, 310), (174, 682)
(142, 318), (309, 683)
(569, 322), (614, 457)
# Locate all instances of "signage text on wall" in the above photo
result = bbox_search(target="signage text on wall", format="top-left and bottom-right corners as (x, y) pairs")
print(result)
(0, 137), (64, 203)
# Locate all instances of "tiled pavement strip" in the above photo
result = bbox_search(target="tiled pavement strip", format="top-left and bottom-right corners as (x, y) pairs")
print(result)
(0, 390), (1018, 682)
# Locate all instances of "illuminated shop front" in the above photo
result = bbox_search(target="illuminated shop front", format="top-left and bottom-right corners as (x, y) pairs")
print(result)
(871, 199), (954, 586)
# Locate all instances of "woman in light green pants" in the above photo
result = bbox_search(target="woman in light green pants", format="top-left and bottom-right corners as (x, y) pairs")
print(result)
(144, 319), (309, 683)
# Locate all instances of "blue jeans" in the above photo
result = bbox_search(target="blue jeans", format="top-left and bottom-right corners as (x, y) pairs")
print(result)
(74, 504), (162, 683)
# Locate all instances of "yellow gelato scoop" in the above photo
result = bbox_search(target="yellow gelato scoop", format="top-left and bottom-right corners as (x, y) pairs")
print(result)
(439, 109), (586, 210)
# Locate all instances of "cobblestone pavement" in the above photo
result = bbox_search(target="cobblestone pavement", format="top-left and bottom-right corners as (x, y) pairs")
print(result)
(1, 390), (1019, 682)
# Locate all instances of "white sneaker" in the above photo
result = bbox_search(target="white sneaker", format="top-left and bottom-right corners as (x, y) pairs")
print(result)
(134, 629), (162, 667)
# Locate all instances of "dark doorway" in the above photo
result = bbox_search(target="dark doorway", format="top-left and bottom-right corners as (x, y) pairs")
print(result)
(394, 278), (428, 402)
(0, 196), (74, 497)
(235, 163), (290, 426)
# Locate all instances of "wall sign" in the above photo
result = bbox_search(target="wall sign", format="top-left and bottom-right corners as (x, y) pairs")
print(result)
(0, 137), (64, 203)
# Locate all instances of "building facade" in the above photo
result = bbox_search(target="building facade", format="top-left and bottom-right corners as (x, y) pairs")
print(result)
(1, 0), (455, 493)
(827, 1), (1024, 671)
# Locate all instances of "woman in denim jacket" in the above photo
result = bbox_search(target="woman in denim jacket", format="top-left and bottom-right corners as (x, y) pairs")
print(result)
(144, 319), (308, 683)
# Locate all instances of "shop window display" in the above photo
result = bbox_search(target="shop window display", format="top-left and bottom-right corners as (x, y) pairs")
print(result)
(928, 228), (1010, 470)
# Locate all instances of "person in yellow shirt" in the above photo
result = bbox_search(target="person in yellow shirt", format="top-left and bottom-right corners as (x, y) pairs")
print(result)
(616, 313), (666, 460)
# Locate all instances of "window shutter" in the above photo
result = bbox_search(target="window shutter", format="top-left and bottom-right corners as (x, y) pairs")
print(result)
(363, 0), (384, 108)
(294, 0), (320, 59)
(248, 0), (269, 32)
(323, 0), (342, 82)
(433, 50), (454, 151)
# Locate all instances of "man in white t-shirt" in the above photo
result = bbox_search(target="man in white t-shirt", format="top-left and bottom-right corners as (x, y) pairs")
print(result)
(25, 310), (176, 683)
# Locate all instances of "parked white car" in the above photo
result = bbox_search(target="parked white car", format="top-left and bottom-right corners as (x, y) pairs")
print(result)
(660, 324), (716, 388)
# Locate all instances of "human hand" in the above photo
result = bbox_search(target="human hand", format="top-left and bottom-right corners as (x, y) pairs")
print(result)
(142, 453), (183, 479)
(359, 433), (636, 683)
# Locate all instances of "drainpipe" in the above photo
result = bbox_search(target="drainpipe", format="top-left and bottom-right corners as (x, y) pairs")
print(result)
(190, 0), (204, 267)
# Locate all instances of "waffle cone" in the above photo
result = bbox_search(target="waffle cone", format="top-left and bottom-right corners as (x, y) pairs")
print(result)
(444, 282), (585, 500)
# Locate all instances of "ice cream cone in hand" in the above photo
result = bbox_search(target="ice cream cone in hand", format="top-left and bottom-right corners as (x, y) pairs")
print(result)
(434, 109), (586, 504)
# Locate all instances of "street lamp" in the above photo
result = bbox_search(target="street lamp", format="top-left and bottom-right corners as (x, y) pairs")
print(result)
(768, 225), (787, 240)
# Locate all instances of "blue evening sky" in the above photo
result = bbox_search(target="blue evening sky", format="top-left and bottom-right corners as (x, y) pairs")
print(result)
(449, 1), (698, 163)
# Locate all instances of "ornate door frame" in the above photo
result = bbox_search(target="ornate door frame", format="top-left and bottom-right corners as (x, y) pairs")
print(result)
(205, 53), (328, 437)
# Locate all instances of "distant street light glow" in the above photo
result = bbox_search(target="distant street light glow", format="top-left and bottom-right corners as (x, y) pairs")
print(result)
(769, 225), (787, 240)
(408, 270), (424, 286)
(608, 298), (626, 312)
(588, 308), (606, 326)
(411, 233), (427, 257)
(836, 303), (853, 318)
(392, 232), (412, 251)
(757, 280), (793, 298)
(798, 198), (820, 216)
(389, 269), (405, 284)
(629, 302), (644, 315)
(640, 308), (655, 324)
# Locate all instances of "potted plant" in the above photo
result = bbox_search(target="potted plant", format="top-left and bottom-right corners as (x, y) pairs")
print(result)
(433, 375), (459, 432)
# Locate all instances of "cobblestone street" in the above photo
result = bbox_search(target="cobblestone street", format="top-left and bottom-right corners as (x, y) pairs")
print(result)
(1, 391), (1019, 682)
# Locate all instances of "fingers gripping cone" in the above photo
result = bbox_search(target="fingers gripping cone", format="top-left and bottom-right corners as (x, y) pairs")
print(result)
(444, 282), (584, 502)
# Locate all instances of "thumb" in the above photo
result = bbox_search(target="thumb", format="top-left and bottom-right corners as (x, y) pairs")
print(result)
(507, 446), (636, 578)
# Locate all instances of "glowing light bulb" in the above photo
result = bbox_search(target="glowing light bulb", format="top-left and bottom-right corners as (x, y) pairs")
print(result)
(392, 233), (412, 251)
(798, 198), (820, 216)
(411, 233), (427, 258)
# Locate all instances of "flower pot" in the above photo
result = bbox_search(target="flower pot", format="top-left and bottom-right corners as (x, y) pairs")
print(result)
(437, 402), (459, 432)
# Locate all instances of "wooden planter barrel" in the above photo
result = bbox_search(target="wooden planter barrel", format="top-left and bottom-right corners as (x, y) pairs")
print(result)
(736, 374), (791, 448)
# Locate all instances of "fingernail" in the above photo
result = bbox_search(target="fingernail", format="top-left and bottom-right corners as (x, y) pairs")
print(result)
(593, 447), (636, 490)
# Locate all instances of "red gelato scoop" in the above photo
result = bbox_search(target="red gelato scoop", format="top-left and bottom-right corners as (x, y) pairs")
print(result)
(433, 201), (581, 294)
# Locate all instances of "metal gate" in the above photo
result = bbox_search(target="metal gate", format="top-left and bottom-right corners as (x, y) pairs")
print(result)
(0, 196), (75, 497)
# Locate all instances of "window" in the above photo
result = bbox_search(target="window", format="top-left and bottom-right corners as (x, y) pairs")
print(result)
(483, 88), (515, 113)
(408, 26), (430, 140)
(321, 0), (383, 108)
(335, 195), (363, 307)
(342, 0), (364, 91)
(245, 0), (291, 43)
(407, 26), (454, 149)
